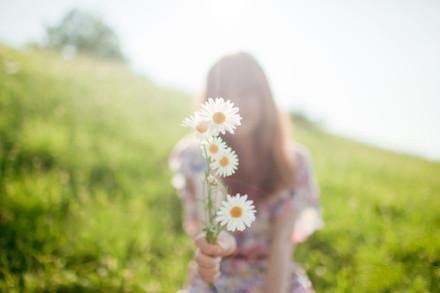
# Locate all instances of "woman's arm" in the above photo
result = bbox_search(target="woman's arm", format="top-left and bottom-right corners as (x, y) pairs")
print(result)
(262, 203), (297, 293)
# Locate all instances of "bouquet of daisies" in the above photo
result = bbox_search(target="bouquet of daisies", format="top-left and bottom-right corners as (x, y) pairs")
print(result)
(182, 97), (256, 244)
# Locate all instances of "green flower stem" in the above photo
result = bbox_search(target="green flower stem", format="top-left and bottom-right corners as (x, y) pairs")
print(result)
(202, 144), (218, 243)
(200, 143), (228, 291)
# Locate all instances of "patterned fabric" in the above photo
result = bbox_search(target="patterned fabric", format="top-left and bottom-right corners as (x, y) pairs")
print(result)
(169, 135), (323, 293)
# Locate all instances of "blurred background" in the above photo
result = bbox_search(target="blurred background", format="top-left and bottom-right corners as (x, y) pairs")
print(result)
(0, 0), (439, 292)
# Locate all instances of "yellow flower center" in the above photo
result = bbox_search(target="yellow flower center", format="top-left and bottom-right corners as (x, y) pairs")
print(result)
(213, 112), (226, 124)
(230, 206), (242, 218)
(195, 123), (208, 133)
(209, 144), (219, 154)
(219, 156), (229, 167)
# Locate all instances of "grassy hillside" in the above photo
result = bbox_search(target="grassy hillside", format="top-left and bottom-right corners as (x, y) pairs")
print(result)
(0, 45), (439, 292)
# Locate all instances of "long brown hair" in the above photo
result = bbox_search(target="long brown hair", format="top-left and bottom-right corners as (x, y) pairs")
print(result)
(200, 52), (295, 203)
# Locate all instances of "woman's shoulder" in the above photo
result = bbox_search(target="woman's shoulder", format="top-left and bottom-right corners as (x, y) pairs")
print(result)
(290, 143), (313, 171)
(169, 135), (206, 177)
(171, 135), (200, 154)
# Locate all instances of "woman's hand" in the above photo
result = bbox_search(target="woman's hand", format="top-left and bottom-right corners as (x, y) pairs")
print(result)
(193, 231), (236, 283)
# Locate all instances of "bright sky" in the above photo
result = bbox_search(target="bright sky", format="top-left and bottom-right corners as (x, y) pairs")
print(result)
(1, 0), (439, 160)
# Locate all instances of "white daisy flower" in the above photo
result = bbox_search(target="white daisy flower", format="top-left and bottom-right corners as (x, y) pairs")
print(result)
(201, 136), (228, 159)
(216, 194), (256, 232)
(211, 147), (238, 177)
(182, 113), (216, 139)
(198, 97), (242, 135)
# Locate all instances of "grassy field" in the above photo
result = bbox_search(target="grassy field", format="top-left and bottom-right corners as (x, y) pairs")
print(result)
(0, 45), (439, 292)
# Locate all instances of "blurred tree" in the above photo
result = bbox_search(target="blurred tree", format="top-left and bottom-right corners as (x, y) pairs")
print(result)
(45, 9), (125, 61)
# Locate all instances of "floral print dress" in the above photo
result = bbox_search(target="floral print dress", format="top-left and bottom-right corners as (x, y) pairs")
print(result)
(169, 136), (323, 293)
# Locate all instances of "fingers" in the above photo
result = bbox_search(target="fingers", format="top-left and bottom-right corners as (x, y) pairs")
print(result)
(198, 266), (220, 284)
(216, 231), (237, 257)
(195, 249), (220, 269)
(192, 232), (238, 284)
(194, 234), (222, 256)
(194, 232), (237, 257)
(195, 248), (221, 283)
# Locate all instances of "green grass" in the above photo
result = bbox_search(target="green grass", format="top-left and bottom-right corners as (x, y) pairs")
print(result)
(0, 45), (439, 292)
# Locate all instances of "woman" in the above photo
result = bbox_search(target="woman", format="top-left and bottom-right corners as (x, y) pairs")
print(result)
(169, 52), (323, 292)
